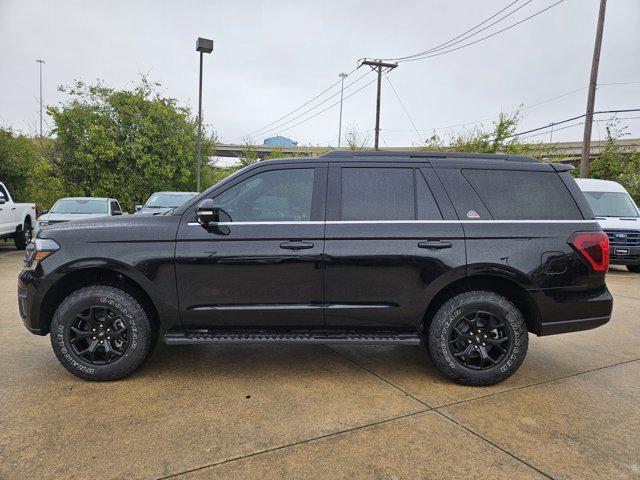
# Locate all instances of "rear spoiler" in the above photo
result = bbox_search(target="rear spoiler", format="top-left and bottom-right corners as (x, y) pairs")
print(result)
(550, 163), (575, 172)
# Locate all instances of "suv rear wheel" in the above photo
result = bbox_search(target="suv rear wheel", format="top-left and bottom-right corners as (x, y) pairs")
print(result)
(50, 285), (155, 381)
(427, 291), (529, 386)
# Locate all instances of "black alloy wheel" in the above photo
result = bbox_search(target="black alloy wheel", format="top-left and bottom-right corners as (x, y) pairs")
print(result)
(69, 306), (130, 365)
(448, 310), (512, 370)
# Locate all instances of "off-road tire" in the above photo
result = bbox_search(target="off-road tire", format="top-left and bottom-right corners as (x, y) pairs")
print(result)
(14, 219), (31, 250)
(627, 265), (640, 274)
(50, 285), (155, 381)
(427, 290), (529, 386)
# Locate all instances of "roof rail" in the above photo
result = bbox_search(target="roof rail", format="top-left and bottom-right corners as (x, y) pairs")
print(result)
(319, 150), (539, 163)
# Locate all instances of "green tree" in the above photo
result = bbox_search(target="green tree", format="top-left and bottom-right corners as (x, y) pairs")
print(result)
(423, 112), (529, 155)
(48, 78), (215, 211)
(0, 128), (39, 201)
(588, 120), (640, 204)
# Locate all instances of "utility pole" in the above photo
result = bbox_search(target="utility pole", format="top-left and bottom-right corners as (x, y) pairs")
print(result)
(36, 59), (45, 137)
(337, 73), (348, 147)
(359, 59), (398, 150)
(580, 0), (607, 178)
(195, 37), (214, 192)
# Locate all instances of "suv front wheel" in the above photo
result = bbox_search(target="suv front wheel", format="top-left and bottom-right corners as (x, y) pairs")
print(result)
(427, 291), (529, 386)
(50, 285), (155, 381)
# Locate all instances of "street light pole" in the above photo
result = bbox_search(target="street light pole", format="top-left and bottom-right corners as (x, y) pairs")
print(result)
(195, 37), (214, 192)
(36, 59), (45, 137)
(337, 73), (348, 147)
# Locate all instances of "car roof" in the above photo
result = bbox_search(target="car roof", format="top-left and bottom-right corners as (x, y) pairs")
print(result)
(151, 191), (198, 195)
(574, 178), (629, 193)
(58, 197), (112, 201)
(259, 150), (540, 165)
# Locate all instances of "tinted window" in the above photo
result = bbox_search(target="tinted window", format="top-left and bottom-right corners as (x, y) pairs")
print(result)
(462, 169), (582, 220)
(417, 170), (442, 220)
(212, 168), (314, 222)
(0, 184), (8, 200)
(341, 168), (414, 220)
(110, 201), (122, 213)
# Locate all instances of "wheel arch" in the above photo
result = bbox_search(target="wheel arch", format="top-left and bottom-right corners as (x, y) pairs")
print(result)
(422, 274), (542, 335)
(39, 266), (160, 335)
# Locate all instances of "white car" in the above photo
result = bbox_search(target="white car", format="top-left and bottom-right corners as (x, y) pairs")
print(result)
(36, 197), (125, 234)
(575, 178), (640, 273)
(0, 181), (36, 250)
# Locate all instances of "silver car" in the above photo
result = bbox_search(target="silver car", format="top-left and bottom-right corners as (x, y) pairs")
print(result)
(134, 191), (198, 215)
(36, 197), (124, 233)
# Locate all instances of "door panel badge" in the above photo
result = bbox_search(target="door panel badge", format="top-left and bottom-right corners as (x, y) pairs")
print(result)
(466, 210), (480, 219)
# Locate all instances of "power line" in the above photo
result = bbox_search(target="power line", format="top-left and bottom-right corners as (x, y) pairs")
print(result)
(233, 66), (358, 141)
(244, 70), (373, 140)
(505, 108), (640, 139)
(273, 77), (378, 135)
(517, 116), (640, 141)
(384, 74), (421, 143)
(384, 0), (528, 62)
(376, 81), (639, 134)
(232, 68), (370, 142)
(398, 0), (565, 63)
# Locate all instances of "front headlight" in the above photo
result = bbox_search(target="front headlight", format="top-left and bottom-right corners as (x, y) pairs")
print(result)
(37, 220), (49, 230)
(24, 238), (60, 268)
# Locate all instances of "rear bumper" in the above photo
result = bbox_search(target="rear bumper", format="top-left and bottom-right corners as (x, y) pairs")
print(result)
(530, 284), (613, 336)
(539, 315), (610, 335)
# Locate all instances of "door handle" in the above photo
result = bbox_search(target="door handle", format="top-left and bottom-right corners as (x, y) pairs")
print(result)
(418, 240), (452, 250)
(280, 241), (314, 250)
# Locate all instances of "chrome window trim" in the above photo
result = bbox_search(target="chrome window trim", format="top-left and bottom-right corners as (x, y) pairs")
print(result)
(187, 219), (597, 226)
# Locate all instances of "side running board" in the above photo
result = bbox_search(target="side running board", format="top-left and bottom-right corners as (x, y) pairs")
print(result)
(163, 330), (421, 346)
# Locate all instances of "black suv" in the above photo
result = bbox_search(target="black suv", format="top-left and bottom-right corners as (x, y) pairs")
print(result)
(18, 151), (613, 385)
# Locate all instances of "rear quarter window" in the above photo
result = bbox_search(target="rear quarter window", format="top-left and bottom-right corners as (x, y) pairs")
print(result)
(462, 169), (582, 220)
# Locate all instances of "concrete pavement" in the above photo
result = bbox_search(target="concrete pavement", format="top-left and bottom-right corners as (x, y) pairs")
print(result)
(1, 250), (638, 479)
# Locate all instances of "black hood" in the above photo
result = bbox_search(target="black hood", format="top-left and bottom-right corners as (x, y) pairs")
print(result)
(39, 213), (181, 243)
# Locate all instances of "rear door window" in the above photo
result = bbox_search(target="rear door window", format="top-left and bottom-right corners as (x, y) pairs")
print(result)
(462, 169), (582, 220)
(416, 170), (443, 220)
(341, 168), (414, 220)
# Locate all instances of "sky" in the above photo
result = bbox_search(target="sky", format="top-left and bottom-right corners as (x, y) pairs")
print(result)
(1, 0), (639, 147)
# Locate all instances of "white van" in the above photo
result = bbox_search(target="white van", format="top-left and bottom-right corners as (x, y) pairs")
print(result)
(575, 178), (640, 273)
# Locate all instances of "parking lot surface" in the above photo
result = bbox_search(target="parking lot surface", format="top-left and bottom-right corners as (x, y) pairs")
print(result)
(1, 248), (639, 479)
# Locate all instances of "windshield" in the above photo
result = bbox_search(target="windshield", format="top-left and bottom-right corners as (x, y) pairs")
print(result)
(145, 192), (197, 208)
(583, 191), (639, 218)
(50, 199), (108, 214)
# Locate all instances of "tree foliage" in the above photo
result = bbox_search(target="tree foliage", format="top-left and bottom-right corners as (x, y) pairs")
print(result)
(48, 78), (216, 211)
(423, 112), (530, 155)
(587, 120), (640, 204)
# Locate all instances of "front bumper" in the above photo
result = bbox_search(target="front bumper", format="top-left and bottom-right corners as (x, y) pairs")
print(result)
(18, 268), (49, 335)
(609, 245), (640, 266)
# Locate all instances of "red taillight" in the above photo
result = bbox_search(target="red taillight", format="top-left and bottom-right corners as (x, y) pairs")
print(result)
(569, 232), (609, 272)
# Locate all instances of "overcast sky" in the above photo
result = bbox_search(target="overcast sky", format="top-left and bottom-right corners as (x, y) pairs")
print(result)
(1, 0), (639, 147)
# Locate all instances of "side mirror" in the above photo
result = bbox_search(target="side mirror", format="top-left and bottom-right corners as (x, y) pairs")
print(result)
(40, 210), (48, 215)
(134, 205), (142, 212)
(195, 199), (219, 227)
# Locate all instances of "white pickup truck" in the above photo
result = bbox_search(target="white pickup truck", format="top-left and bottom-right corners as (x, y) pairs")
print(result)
(0, 181), (36, 250)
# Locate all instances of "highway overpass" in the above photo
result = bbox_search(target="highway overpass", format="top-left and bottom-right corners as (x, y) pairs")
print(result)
(212, 138), (639, 164)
